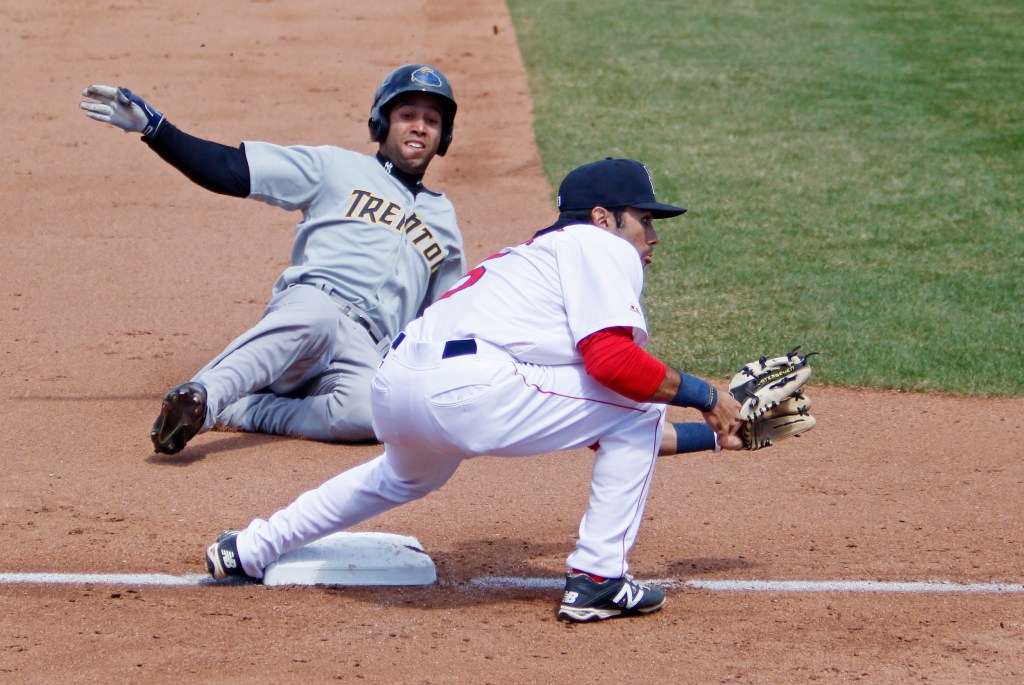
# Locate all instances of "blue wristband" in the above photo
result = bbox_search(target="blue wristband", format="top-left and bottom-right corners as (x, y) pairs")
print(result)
(670, 372), (718, 412)
(673, 422), (718, 453)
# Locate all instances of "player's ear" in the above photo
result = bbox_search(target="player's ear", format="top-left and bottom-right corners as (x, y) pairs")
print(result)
(590, 207), (612, 229)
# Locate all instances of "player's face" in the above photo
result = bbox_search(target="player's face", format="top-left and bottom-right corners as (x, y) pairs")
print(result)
(379, 93), (444, 174)
(616, 207), (660, 268)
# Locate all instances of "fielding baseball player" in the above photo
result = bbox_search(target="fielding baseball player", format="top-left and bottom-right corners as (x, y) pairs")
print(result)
(205, 158), (744, 623)
(79, 65), (466, 453)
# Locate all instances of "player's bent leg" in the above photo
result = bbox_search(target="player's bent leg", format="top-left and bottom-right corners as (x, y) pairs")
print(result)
(233, 444), (463, 578)
(565, 405), (665, 579)
(205, 291), (382, 442)
(214, 389), (377, 442)
(191, 286), (342, 430)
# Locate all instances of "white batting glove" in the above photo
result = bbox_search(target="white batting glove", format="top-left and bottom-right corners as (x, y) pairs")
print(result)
(80, 85), (165, 137)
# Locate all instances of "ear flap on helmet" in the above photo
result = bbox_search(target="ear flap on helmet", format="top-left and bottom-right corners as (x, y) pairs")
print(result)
(368, 115), (388, 145)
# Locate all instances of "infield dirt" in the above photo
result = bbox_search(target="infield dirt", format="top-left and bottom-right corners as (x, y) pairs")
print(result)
(1, 1), (1022, 683)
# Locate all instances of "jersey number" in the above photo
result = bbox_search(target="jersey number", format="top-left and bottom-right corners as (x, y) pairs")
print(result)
(436, 251), (509, 300)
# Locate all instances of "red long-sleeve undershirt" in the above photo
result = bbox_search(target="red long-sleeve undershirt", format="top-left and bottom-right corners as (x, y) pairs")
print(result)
(577, 327), (667, 402)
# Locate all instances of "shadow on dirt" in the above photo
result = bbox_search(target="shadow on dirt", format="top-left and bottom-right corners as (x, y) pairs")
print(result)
(265, 538), (761, 613)
(143, 432), (293, 465)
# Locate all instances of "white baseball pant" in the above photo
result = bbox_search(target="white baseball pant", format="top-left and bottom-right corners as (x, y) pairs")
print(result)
(234, 332), (666, 579)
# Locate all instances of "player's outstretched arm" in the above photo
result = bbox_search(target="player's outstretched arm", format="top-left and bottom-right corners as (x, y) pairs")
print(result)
(80, 85), (165, 137)
(79, 85), (250, 197)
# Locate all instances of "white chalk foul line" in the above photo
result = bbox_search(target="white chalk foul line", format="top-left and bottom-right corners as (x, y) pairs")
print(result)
(685, 579), (1024, 594)
(0, 572), (215, 586)
(1, 573), (1022, 594)
(469, 577), (1024, 594)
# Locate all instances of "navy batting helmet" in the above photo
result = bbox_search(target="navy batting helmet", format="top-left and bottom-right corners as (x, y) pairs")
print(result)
(368, 64), (457, 156)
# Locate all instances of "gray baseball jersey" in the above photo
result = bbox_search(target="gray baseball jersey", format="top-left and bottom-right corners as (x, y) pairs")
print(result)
(191, 143), (465, 442)
(246, 142), (465, 341)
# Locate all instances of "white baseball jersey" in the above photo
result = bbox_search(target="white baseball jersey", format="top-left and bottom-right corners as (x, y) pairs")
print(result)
(233, 221), (668, 581)
(246, 142), (466, 341)
(410, 223), (649, 362)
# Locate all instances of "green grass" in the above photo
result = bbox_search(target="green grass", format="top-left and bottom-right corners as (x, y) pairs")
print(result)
(507, 0), (1023, 395)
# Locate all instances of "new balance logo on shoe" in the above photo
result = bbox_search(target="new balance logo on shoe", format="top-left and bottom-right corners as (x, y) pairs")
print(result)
(221, 549), (238, 570)
(556, 572), (666, 623)
(612, 582), (645, 609)
(206, 530), (258, 582)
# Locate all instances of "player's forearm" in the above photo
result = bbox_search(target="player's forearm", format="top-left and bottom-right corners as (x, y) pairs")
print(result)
(144, 123), (251, 197)
(649, 368), (717, 411)
(660, 422), (718, 455)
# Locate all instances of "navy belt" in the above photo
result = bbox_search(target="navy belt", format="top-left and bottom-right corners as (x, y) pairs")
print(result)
(391, 333), (477, 359)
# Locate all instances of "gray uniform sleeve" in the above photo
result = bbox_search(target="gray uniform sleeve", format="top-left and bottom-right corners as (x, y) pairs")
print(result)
(244, 141), (329, 210)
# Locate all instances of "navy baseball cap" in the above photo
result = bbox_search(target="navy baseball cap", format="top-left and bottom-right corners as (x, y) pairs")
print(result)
(556, 158), (687, 219)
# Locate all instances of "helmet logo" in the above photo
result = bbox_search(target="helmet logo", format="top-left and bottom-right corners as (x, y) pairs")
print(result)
(410, 66), (443, 88)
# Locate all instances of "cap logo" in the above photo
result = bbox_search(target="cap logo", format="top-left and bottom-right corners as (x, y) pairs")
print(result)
(411, 67), (443, 88)
(641, 163), (656, 197)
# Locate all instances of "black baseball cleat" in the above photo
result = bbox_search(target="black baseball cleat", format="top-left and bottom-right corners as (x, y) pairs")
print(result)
(151, 382), (207, 454)
(556, 572), (666, 623)
(205, 531), (258, 581)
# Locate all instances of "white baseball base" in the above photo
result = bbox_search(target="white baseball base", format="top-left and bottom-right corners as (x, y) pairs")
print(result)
(261, 532), (436, 586)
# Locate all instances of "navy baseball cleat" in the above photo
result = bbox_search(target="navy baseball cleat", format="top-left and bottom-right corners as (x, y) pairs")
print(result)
(205, 531), (258, 581)
(151, 382), (207, 454)
(556, 572), (666, 623)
